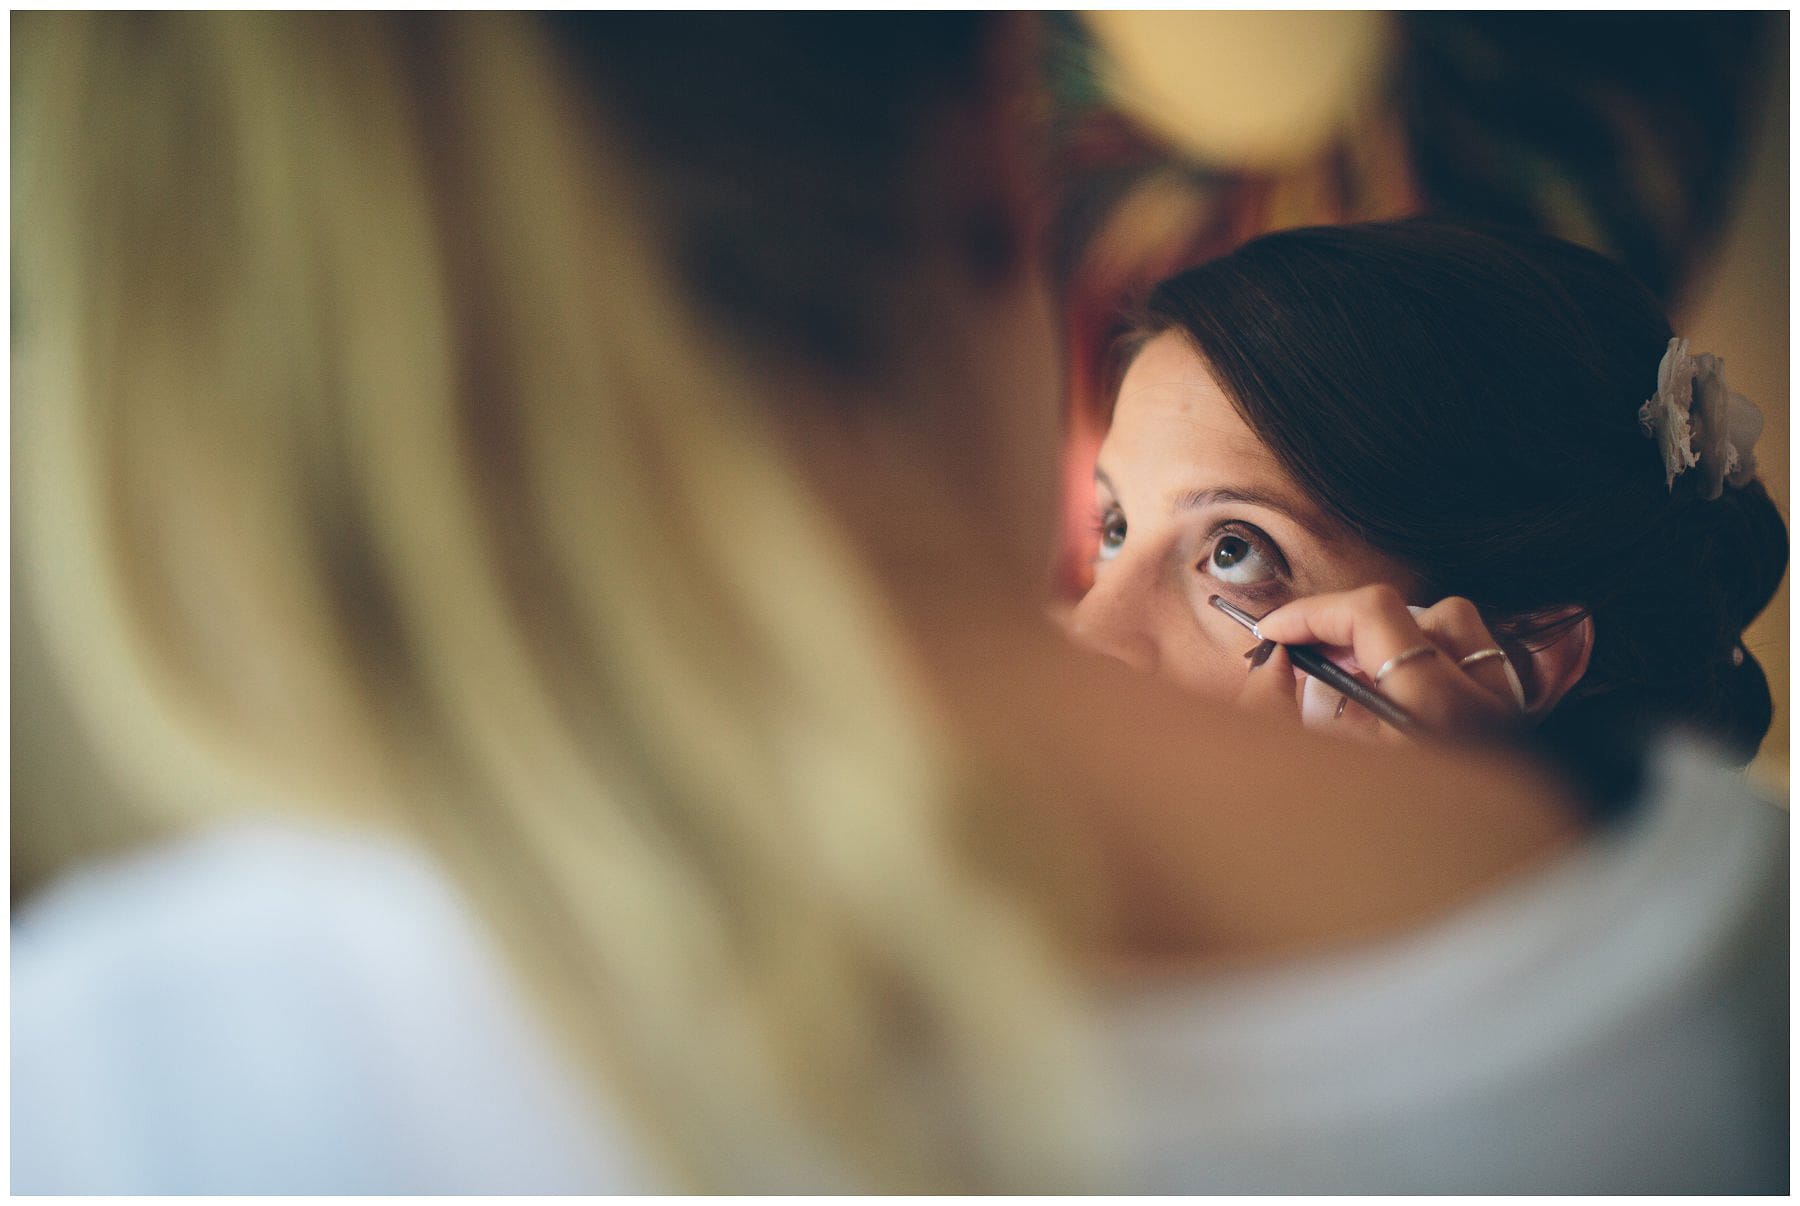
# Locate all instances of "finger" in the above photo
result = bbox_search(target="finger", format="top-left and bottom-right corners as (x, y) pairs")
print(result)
(1254, 584), (1417, 654)
(1257, 587), (1500, 733)
(1237, 642), (1300, 722)
(1409, 598), (1525, 712)
(1256, 585), (1447, 684)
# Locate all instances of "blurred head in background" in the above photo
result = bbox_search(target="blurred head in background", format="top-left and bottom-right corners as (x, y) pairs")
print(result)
(14, 12), (1102, 1193)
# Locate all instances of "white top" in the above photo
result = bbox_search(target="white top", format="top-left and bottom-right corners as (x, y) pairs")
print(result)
(12, 821), (650, 1194)
(1100, 735), (1788, 1193)
(12, 736), (1787, 1194)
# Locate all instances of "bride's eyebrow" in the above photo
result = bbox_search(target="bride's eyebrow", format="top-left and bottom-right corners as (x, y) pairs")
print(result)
(1174, 484), (1353, 551)
(1170, 485), (1309, 523)
(1092, 470), (1328, 540)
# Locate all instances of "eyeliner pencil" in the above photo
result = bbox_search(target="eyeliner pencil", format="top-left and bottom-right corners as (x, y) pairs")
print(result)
(1209, 595), (1420, 736)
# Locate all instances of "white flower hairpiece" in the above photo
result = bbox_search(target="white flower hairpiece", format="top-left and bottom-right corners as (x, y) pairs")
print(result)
(1637, 337), (1764, 500)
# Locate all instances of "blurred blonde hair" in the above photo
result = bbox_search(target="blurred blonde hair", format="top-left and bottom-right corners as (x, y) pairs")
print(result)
(13, 12), (1107, 1192)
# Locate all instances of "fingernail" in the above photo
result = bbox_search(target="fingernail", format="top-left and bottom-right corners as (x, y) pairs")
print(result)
(1502, 658), (1528, 712)
(1247, 640), (1276, 670)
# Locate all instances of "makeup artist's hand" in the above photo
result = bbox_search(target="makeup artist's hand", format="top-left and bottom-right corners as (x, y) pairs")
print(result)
(1253, 586), (1526, 742)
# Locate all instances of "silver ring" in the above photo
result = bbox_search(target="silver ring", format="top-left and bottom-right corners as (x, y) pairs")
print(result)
(1458, 648), (1508, 670)
(1374, 643), (1441, 684)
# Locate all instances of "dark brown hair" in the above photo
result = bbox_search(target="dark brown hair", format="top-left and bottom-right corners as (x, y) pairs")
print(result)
(1131, 219), (1786, 765)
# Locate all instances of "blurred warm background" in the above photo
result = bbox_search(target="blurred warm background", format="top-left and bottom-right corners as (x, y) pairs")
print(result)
(1046, 11), (1789, 783)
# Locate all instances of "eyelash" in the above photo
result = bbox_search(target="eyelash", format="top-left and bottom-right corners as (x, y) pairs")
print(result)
(1092, 504), (1127, 561)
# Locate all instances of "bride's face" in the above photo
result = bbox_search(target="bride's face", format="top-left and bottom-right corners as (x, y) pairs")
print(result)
(1068, 331), (1419, 699)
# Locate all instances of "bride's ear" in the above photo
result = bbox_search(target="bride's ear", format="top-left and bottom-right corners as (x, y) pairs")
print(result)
(1508, 610), (1595, 718)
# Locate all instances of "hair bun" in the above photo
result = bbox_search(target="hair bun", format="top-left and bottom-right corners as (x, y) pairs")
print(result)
(1704, 480), (1789, 633)
(1644, 479), (1785, 765)
(1709, 642), (1775, 765)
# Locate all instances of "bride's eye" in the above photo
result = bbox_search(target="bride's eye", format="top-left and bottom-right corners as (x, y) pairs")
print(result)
(1201, 525), (1284, 586)
(1095, 504), (1127, 561)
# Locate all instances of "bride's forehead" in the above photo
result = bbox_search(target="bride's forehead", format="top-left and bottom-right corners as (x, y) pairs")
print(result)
(1112, 377), (1249, 440)
(1115, 336), (1250, 429)
(1103, 332), (1296, 485)
(1117, 332), (1218, 395)
(1106, 377), (1277, 473)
